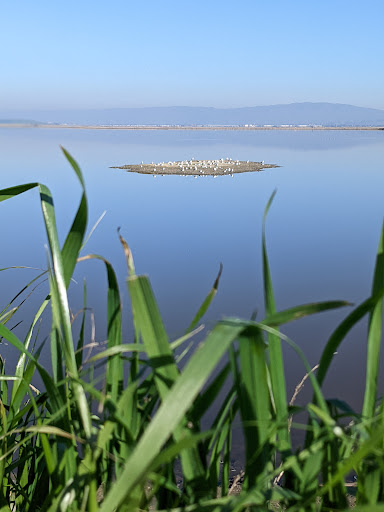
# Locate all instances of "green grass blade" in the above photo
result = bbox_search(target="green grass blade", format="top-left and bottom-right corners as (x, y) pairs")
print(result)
(79, 254), (123, 402)
(191, 362), (231, 421)
(0, 183), (38, 202)
(319, 420), (384, 501)
(74, 375), (140, 449)
(60, 149), (88, 288)
(87, 344), (145, 363)
(75, 280), (87, 369)
(356, 222), (384, 505)
(99, 321), (244, 511)
(262, 190), (290, 451)
(150, 431), (213, 471)
(60, 146), (86, 188)
(237, 331), (272, 489)
(170, 324), (205, 351)
(362, 222), (384, 419)
(0, 168), (94, 445)
(262, 189), (277, 314)
(0, 322), (71, 434)
(127, 273), (211, 499)
(225, 318), (330, 414)
(7, 363), (37, 428)
(39, 182), (93, 442)
(127, 274), (179, 392)
(316, 293), (384, 387)
(263, 300), (350, 326)
(187, 263), (223, 333)
(0, 268), (47, 319)
(47, 261), (65, 388)
(0, 358), (7, 415)
(207, 389), (237, 492)
(61, 195), (87, 288)
(11, 296), (50, 405)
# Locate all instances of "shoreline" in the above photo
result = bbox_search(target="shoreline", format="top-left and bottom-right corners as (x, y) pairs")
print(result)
(1, 123), (383, 131)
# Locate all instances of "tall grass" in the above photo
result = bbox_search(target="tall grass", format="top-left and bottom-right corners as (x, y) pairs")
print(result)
(0, 149), (383, 510)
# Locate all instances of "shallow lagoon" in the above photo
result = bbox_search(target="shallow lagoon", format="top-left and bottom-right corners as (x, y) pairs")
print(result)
(1, 127), (383, 414)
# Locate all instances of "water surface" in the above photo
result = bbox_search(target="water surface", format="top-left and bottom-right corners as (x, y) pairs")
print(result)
(1, 127), (383, 414)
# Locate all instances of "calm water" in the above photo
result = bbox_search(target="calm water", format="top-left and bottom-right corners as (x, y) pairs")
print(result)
(1, 127), (384, 415)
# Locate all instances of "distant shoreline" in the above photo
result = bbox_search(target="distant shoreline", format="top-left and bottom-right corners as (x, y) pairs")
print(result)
(1, 123), (383, 131)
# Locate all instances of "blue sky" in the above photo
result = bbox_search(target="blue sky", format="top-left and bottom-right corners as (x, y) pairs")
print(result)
(2, 1), (384, 110)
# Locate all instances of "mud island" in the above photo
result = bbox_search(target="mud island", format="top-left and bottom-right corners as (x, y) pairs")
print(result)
(111, 158), (278, 177)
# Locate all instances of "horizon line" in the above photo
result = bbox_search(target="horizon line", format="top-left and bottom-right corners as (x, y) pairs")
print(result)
(1, 101), (384, 112)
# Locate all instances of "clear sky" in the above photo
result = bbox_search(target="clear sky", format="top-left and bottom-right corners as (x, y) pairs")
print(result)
(2, 0), (384, 110)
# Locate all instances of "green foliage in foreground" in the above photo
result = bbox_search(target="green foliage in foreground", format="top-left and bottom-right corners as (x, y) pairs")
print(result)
(0, 149), (383, 511)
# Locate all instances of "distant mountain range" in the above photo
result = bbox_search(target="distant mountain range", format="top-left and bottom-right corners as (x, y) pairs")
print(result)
(1, 103), (384, 127)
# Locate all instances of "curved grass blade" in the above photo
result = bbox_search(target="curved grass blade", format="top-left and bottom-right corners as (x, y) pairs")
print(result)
(11, 296), (50, 405)
(263, 300), (350, 327)
(262, 189), (277, 314)
(150, 431), (213, 472)
(237, 331), (272, 489)
(127, 272), (211, 499)
(0, 323), (64, 413)
(191, 362), (231, 421)
(316, 292), (384, 387)
(262, 190), (290, 452)
(59, 148), (88, 289)
(362, 221), (384, 419)
(0, 183), (38, 202)
(99, 321), (244, 511)
(187, 263), (223, 333)
(319, 420), (384, 503)
(87, 344), (145, 363)
(224, 318), (330, 414)
(358, 222), (384, 505)
(0, 169), (93, 441)
(0, 269), (47, 319)
(75, 280), (87, 369)
(0, 308), (17, 325)
(39, 183), (93, 441)
(170, 324), (205, 351)
(78, 254), (123, 402)
(127, 273), (179, 391)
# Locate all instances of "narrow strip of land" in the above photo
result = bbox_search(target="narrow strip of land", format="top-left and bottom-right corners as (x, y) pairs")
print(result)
(1, 123), (383, 131)
(112, 158), (278, 176)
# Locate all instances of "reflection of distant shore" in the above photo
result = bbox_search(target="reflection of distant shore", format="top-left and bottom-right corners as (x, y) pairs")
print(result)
(1, 123), (383, 131)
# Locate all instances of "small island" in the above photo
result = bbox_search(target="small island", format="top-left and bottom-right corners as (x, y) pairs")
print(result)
(111, 158), (278, 176)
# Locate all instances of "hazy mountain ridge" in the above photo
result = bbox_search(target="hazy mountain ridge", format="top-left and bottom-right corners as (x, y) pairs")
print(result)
(2, 103), (384, 126)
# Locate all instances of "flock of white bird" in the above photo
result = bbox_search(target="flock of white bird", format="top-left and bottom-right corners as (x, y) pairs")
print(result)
(145, 157), (249, 178)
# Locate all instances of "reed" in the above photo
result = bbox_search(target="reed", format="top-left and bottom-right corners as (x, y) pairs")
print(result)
(0, 149), (383, 511)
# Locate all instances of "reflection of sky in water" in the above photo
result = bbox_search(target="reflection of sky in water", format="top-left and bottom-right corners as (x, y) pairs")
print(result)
(1, 127), (384, 414)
